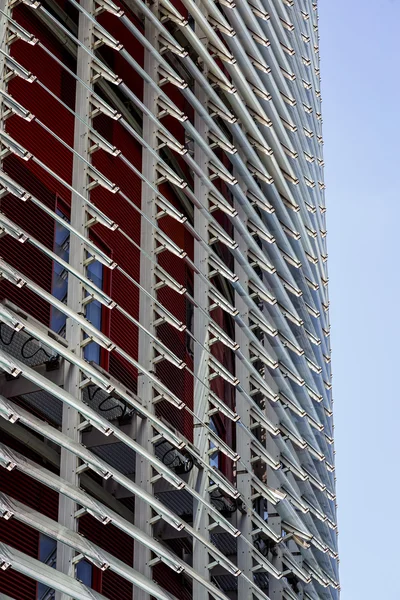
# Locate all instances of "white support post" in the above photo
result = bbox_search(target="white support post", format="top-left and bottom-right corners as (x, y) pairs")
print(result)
(192, 9), (211, 597)
(266, 402), (283, 600)
(234, 202), (253, 600)
(56, 2), (93, 597)
(133, 4), (158, 598)
(0, 0), (10, 164)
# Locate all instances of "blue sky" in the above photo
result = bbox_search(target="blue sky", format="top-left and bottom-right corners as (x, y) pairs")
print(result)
(319, 0), (400, 597)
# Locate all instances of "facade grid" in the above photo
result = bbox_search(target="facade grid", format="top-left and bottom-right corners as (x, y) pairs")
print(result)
(0, 0), (339, 599)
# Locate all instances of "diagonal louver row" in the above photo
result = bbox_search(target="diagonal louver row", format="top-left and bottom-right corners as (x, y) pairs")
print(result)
(0, 0), (339, 599)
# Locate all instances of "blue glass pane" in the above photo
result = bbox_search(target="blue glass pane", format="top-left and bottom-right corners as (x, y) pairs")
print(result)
(209, 418), (219, 469)
(51, 211), (70, 334)
(50, 213), (104, 364)
(84, 259), (103, 364)
(39, 534), (56, 562)
(37, 534), (57, 599)
(76, 559), (93, 586)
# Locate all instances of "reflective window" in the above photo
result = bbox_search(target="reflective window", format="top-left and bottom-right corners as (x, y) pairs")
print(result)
(84, 257), (103, 364)
(37, 534), (92, 598)
(50, 204), (104, 365)
(51, 209), (70, 335)
(37, 534), (56, 599)
(209, 418), (220, 470)
(76, 559), (93, 585)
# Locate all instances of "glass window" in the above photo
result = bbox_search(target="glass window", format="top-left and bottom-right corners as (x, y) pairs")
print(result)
(37, 535), (92, 598)
(37, 534), (56, 599)
(51, 209), (70, 335)
(76, 559), (93, 585)
(84, 256), (103, 364)
(209, 418), (220, 470)
(185, 276), (194, 357)
(50, 206), (104, 365)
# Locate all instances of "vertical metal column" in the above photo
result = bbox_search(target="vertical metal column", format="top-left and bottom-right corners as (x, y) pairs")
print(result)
(56, 2), (93, 597)
(192, 9), (211, 596)
(0, 0), (10, 163)
(133, 3), (158, 598)
(266, 407), (283, 599)
(234, 203), (253, 599)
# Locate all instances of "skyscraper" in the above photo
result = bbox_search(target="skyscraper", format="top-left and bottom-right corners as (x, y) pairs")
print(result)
(0, 0), (339, 598)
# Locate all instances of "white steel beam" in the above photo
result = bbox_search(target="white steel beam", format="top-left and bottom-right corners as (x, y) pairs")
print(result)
(56, 2), (94, 598)
(0, 0), (11, 187)
(0, 494), (180, 600)
(235, 194), (254, 599)
(192, 3), (212, 597)
(133, 3), (159, 598)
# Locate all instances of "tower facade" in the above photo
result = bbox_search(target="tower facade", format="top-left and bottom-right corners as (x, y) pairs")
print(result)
(0, 1), (339, 599)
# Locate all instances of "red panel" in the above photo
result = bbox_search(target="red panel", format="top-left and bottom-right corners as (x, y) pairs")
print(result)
(168, 0), (188, 18)
(0, 157), (55, 326)
(108, 307), (138, 392)
(155, 198), (196, 438)
(7, 6), (76, 201)
(90, 117), (142, 387)
(153, 562), (192, 600)
(79, 514), (133, 599)
(0, 437), (59, 600)
(96, 8), (144, 101)
(155, 361), (194, 441)
(0, 516), (38, 600)
(0, 468), (58, 520)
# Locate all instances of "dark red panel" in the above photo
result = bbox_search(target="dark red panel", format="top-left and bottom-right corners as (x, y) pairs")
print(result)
(96, 8), (144, 101)
(89, 116), (142, 386)
(7, 6), (76, 201)
(0, 157), (55, 326)
(79, 514), (133, 599)
(0, 442), (59, 599)
(153, 562), (192, 600)
(0, 516), (38, 600)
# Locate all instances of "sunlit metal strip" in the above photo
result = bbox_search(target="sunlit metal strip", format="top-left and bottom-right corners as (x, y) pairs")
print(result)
(0, 493), (233, 600)
(204, 1), (304, 176)
(23, 115), (188, 255)
(0, 462), (182, 573)
(0, 494), (183, 600)
(0, 327), (250, 533)
(18, 78), (188, 217)
(221, 14), (326, 259)
(0, 172), (185, 311)
(0, 249), (184, 398)
(1, 135), (118, 229)
(281, 550), (311, 584)
(0, 260), (295, 499)
(0, 542), (113, 600)
(38, 6), (121, 85)
(0, 444), (243, 579)
(280, 487), (310, 517)
(0, 395), (244, 548)
(2, 2), (338, 593)
(0, 212), (116, 308)
(3, 31), (318, 356)
(251, 510), (282, 545)
(0, 302), (185, 411)
(0, 171), (116, 267)
(128, 2), (300, 205)
(0, 82), (307, 368)
(170, 0), (294, 164)
(0, 363), (186, 489)
(248, 433), (281, 471)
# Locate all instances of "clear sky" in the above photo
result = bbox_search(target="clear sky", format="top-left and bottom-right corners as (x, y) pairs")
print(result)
(319, 0), (400, 598)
